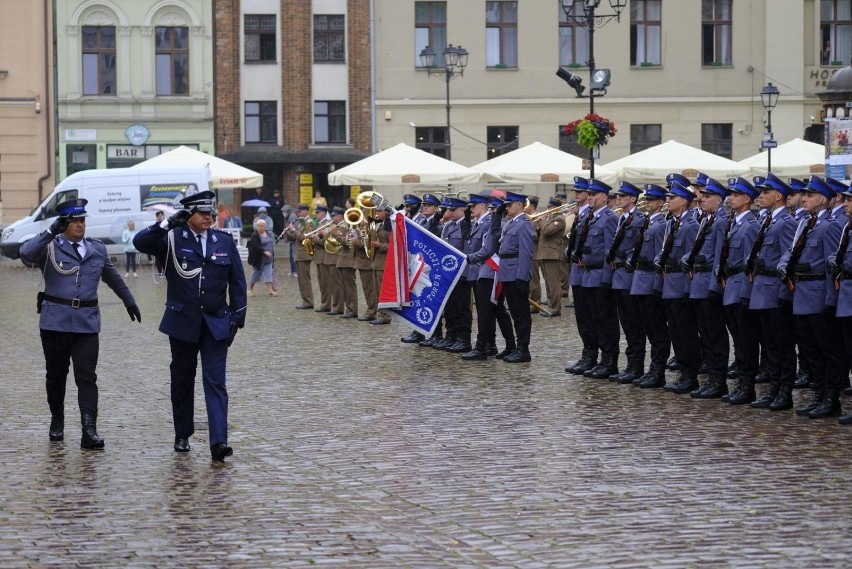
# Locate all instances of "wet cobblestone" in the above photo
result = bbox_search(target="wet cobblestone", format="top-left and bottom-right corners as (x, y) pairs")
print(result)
(1, 258), (852, 567)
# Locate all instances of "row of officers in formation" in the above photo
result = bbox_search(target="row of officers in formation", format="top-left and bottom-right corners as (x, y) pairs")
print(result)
(285, 171), (852, 425)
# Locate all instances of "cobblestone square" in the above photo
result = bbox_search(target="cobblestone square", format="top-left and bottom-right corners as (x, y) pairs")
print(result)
(1, 259), (851, 567)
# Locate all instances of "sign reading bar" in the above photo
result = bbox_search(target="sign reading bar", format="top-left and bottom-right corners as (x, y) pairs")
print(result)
(107, 145), (145, 159)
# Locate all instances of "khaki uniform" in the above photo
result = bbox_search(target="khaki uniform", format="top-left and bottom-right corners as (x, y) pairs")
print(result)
(533, 214), (567, 315)
(352, 225), (377, 320)
(334, 224), (359, 317)
(288, 218), (316, 306)
(372, 220), (391, 322)
(311, 222), (333, 311)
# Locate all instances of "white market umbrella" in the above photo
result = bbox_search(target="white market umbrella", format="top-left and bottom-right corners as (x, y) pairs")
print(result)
(327, 143), (483, 186)
(470, 141), (617, 186)
(240, 199), (271, 208)
(602, 140), (750, 184)
(133, 145), (264, 189)
(737, 138), (826, 178)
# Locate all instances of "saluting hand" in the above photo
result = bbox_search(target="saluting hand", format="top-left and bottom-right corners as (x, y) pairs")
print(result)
(166, 210), (192, 229)
(49, 216), (70, 236)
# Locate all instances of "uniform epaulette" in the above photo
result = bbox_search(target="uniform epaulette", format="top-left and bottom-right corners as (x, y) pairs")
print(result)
(85, 237), (104, 243)
(212, 228), (232, 234)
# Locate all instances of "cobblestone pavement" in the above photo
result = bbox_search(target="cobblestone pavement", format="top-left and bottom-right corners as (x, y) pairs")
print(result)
(2, 258), (852, 567)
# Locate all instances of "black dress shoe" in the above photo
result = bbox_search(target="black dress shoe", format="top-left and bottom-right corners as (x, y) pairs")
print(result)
(314, 307), (330, 313)
(327, 310), (342, 316)
(174, 437), (191, 452)
(565, 301), (575, 308)
(666, 356), (681, 371)
(496, 348), (516, 359)
(447, 341), (472, 353)
(461, 348), (488, 361)
(401, 331), (425, 343)
(503, 350), (531, 363)
(339, 313), (356, 319)
(295, 303), (314, 309)
(370, 319), (390, 325)
(838, 411), (852, 424)
(419, 336), (440, 348)
(357, 316), (373, 321)
(49, 416), (64, 442)
(540, 312), (561, 317)
(433, 337), (456, 350)
(211, 443), (233, 462)
(485, 345), (499, 357)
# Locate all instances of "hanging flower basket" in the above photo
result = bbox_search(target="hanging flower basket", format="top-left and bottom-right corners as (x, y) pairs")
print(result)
(564, 114), (617, 150)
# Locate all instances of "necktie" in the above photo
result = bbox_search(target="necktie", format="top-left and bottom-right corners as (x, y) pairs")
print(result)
(196, 233), (205, 257)
(72, 242), (82, 261)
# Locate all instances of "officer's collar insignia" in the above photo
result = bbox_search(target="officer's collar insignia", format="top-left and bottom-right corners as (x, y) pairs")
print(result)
(182, 230), (189, 239)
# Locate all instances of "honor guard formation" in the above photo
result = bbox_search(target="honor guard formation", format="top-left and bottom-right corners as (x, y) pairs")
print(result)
(278, 177), (852, 425)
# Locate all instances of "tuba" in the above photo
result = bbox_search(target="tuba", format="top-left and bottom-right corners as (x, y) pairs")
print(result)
(344, 207), (371, 258)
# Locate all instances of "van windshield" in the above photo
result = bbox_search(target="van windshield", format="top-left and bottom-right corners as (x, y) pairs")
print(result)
(38, 190), (79, 220)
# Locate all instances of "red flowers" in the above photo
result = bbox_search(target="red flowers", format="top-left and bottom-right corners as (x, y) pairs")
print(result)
(564, 114), (617, 150)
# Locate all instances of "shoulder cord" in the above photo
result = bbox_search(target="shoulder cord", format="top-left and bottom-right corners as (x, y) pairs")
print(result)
(46, 240), (80, 276)
(167, 229), (203, 279)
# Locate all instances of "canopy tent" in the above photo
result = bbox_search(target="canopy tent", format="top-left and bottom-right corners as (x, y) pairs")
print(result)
(469, 141), (618, 186)
(132, 145), (264, 188)
(601, 140), (750, 184)
(327, 143), (482, 186)
(737, 138), (826, 178)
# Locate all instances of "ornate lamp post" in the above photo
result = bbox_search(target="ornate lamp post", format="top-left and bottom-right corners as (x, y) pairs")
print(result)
(558, 0), (627, 177)
(760, 82), (780, 172)
(419, 44), (469, 161)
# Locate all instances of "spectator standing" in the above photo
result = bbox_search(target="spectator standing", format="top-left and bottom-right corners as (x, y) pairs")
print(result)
(281, 204), (298, 276)
(269, 189), (285, 234)
(247, 219), (278, 297)
(121, 219), (139, 278)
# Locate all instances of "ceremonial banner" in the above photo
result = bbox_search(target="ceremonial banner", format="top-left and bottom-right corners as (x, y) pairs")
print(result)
(379, 213), (467, 336)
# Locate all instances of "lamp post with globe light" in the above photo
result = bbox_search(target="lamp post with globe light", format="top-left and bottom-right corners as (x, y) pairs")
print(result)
(760, 82), (780, 172)
(419, 44), (469, 161)
(556, 0), (627, 177)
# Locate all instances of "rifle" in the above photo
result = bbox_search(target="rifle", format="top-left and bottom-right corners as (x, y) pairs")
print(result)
(573, 214), (593, 266)
(684, 212), (715, 278)
(657, 216), (680, 274)
(745, 213), (773, 283)
(627, 214), (651, 271)
(833, 221), (852, 291)
(784, 214), (817, 292)
(606, 211), (634, 266)
(716, 217), (735, 286)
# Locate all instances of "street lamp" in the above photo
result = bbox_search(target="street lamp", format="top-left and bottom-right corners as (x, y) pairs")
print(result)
(419, 44), (469, 161)
(558, 0), (626, 177)
(760, 82), (780, 172)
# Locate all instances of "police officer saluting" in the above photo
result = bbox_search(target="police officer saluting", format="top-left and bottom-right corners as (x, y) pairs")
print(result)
(134, 191), (247, 461)
(21, 198), (141, 448)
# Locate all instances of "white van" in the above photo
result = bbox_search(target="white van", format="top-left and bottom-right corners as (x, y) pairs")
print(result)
(1, 165), (211, 264)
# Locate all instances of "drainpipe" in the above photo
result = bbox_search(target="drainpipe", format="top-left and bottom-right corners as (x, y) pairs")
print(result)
(370, 0), (376, 153)
(36, 0), (55, 202)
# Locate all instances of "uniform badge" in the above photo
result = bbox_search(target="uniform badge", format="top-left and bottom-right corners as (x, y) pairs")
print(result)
(181, 261), (188, 270)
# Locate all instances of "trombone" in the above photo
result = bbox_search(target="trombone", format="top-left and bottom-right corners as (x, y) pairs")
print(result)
(528, 201), (577, 221)
(303, 220), (334, 238)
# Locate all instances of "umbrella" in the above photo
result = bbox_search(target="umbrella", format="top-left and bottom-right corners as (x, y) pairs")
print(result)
(470, 141), (618, 186)
(241, 199), (271, 208)
(133, 146), (264, 189)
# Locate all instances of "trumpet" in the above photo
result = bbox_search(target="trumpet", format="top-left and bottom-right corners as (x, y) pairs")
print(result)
(528, 201), (577, 221)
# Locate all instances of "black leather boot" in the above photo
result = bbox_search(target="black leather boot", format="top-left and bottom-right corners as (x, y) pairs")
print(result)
(585, 353), (618, 379)
(447, 339), (472, 353)
(485, 344), (499, 357)
(751, 378), (780, 409)
(433, 336), (456, 350)
(49, 414), (64, 442)
(401, 331), (425, 344)
(462, 343), (488, 361)
(419, 334), (441, 348)
(808, 387), (842, 419)
(617, 357), (645, 384)
(727, 376), (756, 405)
(637, 362), (666, 388)
(693, 372), (729, 399)
(666, 356), (681, 371)
(496, 345), (517, 359)
(669, 371), (699, 394)
(793, 368), (811, 389)
(795, 386), (824, 416)
(769, 384), (794, 411)
(504, 344), (531, 363)
(565, 349), (596, 374)
(80, 411), (104, 449)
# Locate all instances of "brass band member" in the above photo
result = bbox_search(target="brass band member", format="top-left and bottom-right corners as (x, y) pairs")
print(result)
(533, 197), (567, 318)
(285, 204), (316, 309)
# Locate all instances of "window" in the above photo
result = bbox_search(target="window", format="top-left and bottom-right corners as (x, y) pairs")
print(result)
(559, 4), (589, 67)
(245, 15), (277, 63)
(415, 127), (448, 158)
(82, 26), (116, 95)
(155, 27), (189, 96)
(245, 101), (277, 144)
(487, 126), (519, 159)
(486, 1), (518, 68)
(559, 126), (587, 157)
(415, 2), (447, 67)
(821, 0), (852, 65)
(630, 124), (662, 153)
(314, 15), (345, 62)
(314, 101), (346, 144)
(631, 1), (662, 66)
(702, 0), (732, 66)
(701, 123), (732, 159)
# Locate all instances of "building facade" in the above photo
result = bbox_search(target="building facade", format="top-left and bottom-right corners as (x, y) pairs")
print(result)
(0, 0), (54, 223)
(55, 0), (215, 189)
(214, 0), (372, 210)
(374, 0), (834, 198)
